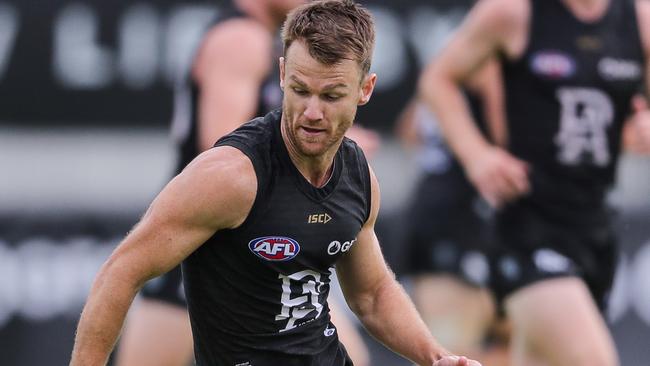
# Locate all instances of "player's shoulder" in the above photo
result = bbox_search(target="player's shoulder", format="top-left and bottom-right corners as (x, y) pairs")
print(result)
(636, 0), (650, 17)
(186, 146), (258, 196)
(218, 113), (277, 149)
(192, 144), (255, 169)
(164, 145), (258, 230)
(192, 18), (273, 80)
(201, 17), (273, 59)
(470, 0), (529, 31)
(471, 0), (530, 55)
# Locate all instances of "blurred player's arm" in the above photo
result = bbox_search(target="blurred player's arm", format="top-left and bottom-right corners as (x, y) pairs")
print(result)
(641, 0), (650, 97)
(394, 100), (422, 149)
(397, 60), (506, 150)
(418, 0), (529, 208)
(466, 59), (508, 147)
(622, 95), (650, 153)
(193, 19), (273, 151)
(622, 1), (650, 154)
(336, 167), (480, 366)
(70, 147), (257, 366)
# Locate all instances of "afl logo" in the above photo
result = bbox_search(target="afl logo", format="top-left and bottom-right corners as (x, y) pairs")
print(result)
(530, 51), (575, 79)
(248, 236), (301, 261)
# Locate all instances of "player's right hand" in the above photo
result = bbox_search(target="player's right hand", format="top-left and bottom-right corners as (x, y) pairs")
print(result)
(464, 145), (530, 208)
(432, 355), (482, 366)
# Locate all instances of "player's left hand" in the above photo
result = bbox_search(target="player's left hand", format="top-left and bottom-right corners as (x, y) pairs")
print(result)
(431, 355), (482, 366)
(623, 95), (650, 154)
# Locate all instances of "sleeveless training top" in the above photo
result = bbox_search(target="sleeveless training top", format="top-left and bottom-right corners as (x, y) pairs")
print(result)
(182, 110), (371, 365)
(500, 0), (645, 221)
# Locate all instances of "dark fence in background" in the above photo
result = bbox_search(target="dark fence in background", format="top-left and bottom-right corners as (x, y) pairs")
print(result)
(0, 0), (472, 130)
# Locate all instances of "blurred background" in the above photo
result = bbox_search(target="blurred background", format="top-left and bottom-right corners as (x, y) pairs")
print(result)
(1, 0), (649, 365)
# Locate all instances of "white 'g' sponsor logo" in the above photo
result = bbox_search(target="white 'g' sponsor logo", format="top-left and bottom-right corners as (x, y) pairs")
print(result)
(598, 57), (642, 81)
(327, 239), (357, 255)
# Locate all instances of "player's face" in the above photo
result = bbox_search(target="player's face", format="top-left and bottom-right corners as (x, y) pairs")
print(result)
(279, 40), (376, 157)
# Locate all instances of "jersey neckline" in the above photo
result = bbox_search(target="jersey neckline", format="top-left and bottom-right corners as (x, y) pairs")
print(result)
(272, 111), (344, 202)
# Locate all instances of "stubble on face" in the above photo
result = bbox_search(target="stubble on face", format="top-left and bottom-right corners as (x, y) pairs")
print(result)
(280, 41), (362, 162)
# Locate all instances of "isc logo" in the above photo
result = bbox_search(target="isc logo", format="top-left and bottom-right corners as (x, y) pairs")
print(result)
(248, 236), (301, 261)
(308, 213), (331, 224)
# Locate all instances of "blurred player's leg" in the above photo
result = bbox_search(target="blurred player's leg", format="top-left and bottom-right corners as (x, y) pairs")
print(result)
(412, 275), (508, 366)
(506, 277), (617, 366)
(115, 265), (193, 366)
(115, 299), (194, 366)
(413, 275), (494, 353)
(399, 162), (508, 365)
(329, 298), (370, 366)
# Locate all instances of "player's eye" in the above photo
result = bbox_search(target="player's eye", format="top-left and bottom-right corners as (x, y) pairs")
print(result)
(323, 94), (342, 101)
(292, 87), (308, 96)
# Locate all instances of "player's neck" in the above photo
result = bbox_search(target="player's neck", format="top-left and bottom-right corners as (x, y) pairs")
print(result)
(281, 122), (338, 188)
(289, 148), (338, 188)
(291, 154), (337, 188)
(562, 0), (610, 22)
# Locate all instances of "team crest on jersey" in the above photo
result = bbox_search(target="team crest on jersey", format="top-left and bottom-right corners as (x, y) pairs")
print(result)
(248, 236), (300, 261)
(530, 51), (576, 78)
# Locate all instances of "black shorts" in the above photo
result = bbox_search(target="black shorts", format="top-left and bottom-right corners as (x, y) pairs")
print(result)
(140, 265), (186, 307)
(490, 200), (617, 311)
(402, 163), (496, 287)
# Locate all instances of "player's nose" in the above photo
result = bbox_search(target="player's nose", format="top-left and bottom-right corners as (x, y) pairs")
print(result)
(303, 96), (324, 121)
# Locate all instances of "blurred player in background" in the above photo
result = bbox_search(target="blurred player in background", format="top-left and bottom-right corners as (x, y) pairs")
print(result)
(116, 1), (372, 365)
(398, 60), (509, 366)
(420, 0), (650, 365)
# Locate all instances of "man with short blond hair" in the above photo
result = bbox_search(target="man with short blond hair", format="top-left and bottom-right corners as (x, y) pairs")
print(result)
(70, 2), (481, 365)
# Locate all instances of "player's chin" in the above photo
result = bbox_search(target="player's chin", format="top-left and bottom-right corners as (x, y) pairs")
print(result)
(298, 136), (328, 156)
(296, 139), (330, 156)
(298, 144), (328, 157)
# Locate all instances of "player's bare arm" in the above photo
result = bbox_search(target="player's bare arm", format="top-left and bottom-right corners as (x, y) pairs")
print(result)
(467, 59), (508, 147)
(418, 0), (530, 208)
(637, 0), (650, 85)
(623, 1), (650, 153)
(70, 146), (257, 366)
(336, 166), (480, 366)
(620, 2), (650, 160)
(193, 19), (274, 150)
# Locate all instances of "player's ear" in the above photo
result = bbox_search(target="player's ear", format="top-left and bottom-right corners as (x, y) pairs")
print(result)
(279, 57), (285, 91)
(358, 73), (377, 106)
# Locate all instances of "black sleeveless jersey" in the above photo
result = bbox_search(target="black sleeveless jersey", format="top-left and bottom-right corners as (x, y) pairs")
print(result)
(500, 0), (645, 219)
(170, 7), (283, 174)
(182, 110), (371, 365)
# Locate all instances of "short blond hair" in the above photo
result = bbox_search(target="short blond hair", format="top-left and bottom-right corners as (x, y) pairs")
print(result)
(281, 0), (375, 75)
